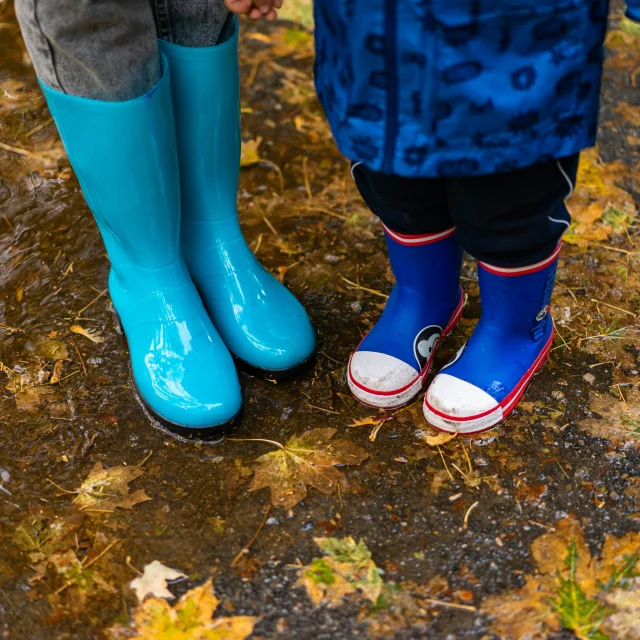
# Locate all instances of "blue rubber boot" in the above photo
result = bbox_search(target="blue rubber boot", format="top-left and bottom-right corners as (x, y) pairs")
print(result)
(159, 24), (316, 380)
(39, 59), (243, 438)
(348, 225), (464, 409)
(424, 244), (561, 434)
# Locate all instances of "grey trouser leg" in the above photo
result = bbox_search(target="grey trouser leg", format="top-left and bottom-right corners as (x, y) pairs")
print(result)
(14, 0), (232, 102)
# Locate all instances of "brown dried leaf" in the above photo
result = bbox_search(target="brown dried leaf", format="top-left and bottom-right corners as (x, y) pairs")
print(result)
(249, 428), (369, 508)
(483, 516), (640, 639)
(73, 462), (151, 513)
(295, 559), (356, 607)
(49, 360), (65, 385)
(577, 388), (640, 448)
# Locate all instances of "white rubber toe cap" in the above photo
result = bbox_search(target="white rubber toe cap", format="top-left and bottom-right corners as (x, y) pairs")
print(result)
(348, 351), (422, 409)
(424, 373), (502, 433)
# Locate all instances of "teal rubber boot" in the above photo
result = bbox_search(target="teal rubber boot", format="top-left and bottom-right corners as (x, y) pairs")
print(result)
(39, 58), (243, 438)
(159, 25), (316, 380)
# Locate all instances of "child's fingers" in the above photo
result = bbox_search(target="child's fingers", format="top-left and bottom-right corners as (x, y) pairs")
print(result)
(265, 8), (278, 20)
(248, 6), (262, 19)
(253, 0), (273, 15)
(224, 0), (253, 13)
(273, 0), (283, 8)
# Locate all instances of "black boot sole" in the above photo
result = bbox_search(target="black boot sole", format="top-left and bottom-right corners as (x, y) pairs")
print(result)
(113, 307), (244, 440)
(234, 350), (317, 382)
(131, 371), (243, 441)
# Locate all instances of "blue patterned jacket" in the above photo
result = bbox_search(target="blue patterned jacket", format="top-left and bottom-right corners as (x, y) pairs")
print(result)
(314, 0), (639, 177)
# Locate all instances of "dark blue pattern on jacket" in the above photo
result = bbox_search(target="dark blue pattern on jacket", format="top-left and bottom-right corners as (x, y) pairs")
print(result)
(314, 0), (635, 177)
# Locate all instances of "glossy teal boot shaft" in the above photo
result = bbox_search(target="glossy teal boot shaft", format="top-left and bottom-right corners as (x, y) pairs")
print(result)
(39, 59), (242, 436)
(159, 26), (316, 378)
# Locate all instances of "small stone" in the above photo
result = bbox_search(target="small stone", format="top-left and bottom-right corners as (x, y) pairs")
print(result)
(473, 456), (489, 467)
(583, 373), (596, 385)
(551, 390), (565, 401)
(324, 254), (341, 265)
(349, 301), (363, 314)
(266, 517), (280, 526)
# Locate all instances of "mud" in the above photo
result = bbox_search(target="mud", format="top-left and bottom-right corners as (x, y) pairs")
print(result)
(1, 2), (639, 639)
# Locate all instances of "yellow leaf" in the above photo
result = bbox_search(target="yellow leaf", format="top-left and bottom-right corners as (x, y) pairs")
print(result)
(70, 325), (105, 343)
(422, 431), (457, 447)
(240, 137), (262, 168)
(483, 516), (640, 639)
(111, 579), (258, 639)
(73, 462), (151, 513)
(297, 537), (383, 607)
(245, 32), (272, 44)
(565, 148), (636, 245)
(249, 428), (369, 508)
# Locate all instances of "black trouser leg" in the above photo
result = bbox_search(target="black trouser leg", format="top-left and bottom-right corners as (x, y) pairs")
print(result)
(351, 162), (453, 235)
(447, 155), (579, 267)
(351, 155), (579, 267)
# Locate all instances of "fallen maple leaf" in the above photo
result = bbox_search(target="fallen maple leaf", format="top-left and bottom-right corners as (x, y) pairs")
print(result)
(296, 537), (460, 637)
(297, 537), (383, 607)
(248, 428), (368, 508)
(483, 516), (640, 639)
(73, 462), (151, 513)
(130, 560), (187, 603)
(577, 388), (640, 448)
(110, 579), (258, 639)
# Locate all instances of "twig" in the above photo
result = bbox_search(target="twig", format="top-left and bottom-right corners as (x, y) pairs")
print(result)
(463, 501), (479, 529)
(126, 556), (143, 576)
(226, 437), (285, 450)
(25, 117), (53, 138)
(46, 479), (76, 495)
(420, 597), (477, 612)
(437, 445), (453, 481)
(82, 538), (121, 570)
(590, 298), (636, 318)
(71, 338), (87, 378)
(460, 440), (473, 475)
(75, 288), (107, 318)
(340, 275), (389, 299)
(556, 281), (578, 303)
(0, 141), (42, 159)
(232, 505), (271, 566)
(137, 450), (153, 467)
(306, 206), (348, 221)
(307, 403), (341, 415)
(556, 460), (570, 480)
(262, 216), (279, 238)
(302, 156), (312, 199)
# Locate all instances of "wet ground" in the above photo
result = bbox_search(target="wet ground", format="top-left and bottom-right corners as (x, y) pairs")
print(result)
(1, 3), (640, 639)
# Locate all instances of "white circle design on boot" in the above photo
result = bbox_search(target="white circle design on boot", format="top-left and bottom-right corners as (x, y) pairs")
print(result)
(348, 351), (424, 409)
(423, 373), (502, 433)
